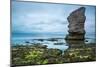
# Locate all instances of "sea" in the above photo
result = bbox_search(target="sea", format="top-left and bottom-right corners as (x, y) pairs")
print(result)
(11, 33), (96, 51)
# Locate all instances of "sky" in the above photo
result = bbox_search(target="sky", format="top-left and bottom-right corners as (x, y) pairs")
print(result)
(12, 1), (96, 38)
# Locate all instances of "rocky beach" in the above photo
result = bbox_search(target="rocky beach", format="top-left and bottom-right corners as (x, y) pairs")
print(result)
(11, 38), (96, 66)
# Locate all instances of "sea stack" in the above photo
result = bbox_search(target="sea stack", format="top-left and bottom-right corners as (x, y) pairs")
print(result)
(65, 7), (86, 40)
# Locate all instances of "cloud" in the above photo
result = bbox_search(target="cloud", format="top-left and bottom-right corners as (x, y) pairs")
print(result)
(12, 1), (96, 37)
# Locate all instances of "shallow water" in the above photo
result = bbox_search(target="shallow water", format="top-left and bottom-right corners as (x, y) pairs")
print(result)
(12, 37), (96, 52)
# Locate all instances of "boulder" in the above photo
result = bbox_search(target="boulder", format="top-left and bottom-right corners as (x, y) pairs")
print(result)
(65, 7), (86, 40)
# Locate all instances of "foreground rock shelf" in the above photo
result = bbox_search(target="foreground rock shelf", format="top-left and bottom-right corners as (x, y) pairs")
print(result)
(11, 43), (96, 66)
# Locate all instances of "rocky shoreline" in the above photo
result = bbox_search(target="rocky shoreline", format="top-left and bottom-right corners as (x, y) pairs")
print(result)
(11, 42), (96, 66)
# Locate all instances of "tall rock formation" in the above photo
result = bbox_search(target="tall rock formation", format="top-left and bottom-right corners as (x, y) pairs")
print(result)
(65, 7), (86, 40)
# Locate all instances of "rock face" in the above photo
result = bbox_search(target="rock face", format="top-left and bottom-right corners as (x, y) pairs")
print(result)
(65, 7), (86, 40)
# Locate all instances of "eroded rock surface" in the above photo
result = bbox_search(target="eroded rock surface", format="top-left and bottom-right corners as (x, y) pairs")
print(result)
(65, 7), (86, 40)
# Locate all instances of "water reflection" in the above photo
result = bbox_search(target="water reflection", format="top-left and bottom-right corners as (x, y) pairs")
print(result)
(65, 39), (96, 49)
(66, 40), (85, 48)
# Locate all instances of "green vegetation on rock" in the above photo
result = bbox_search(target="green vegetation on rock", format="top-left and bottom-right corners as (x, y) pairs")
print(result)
(11, 43), (96, 66)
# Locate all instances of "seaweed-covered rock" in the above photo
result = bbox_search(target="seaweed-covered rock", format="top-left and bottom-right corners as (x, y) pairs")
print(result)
(33, 44), (47, 48)
(63, 46), (96, 62)
(43, 49), (62, 58)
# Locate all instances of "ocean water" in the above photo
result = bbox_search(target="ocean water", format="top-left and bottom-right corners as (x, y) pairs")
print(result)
(12, 33), (65, 44)
(11, 34), (68, 51)
(11, 33), (96, 51)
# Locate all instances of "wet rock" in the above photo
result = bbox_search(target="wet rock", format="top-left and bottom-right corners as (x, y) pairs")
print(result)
(85, 40), (88, 42)
(43, 49), (62, 58)
(63, 46), (96, 62)
(33, 43), (47, 48)
(65, 40), (85, 48)
(25, 41), (30, 43)
(46, 57), (63, 64)
(38, 39), (44, 41)
(65, 7), (86, 40)
(54, 42), (65, 45)
(47, 38), (58, 41)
